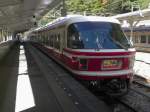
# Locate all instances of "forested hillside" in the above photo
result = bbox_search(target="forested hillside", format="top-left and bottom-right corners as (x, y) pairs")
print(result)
(66, 0), (150, 14)
(38, 0), (150, 26)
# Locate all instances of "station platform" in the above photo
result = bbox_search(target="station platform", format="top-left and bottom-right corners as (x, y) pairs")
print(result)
(0, 42), (111, 112)
(134, 52), (150, 82)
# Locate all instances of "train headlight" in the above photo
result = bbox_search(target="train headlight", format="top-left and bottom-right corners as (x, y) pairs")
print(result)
(129, 56), (135, 69)
(79, 59), (88, 70)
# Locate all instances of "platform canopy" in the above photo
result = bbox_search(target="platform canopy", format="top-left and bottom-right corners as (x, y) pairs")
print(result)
(0, 0), (61, 33)
(112, 8), (150, 41)
(112, 8), (150, 22)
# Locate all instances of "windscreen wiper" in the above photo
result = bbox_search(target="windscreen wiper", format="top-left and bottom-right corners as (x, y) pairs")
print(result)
(111, 38), (128, 50)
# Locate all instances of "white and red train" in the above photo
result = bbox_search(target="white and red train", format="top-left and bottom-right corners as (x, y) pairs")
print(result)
(28, 15), (136, 95)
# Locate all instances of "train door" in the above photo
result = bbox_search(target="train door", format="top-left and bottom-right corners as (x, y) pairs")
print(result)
(61, 26), (68, 64)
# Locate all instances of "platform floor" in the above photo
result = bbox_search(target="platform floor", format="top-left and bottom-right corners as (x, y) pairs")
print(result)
(134, 52), (150, 81)
(0, 44), (19, 112)
(0, 43), (111, 112)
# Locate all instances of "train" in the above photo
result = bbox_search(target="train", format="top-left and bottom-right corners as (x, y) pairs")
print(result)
(28, 15), (136, 95)
(123, 26), (150, 52)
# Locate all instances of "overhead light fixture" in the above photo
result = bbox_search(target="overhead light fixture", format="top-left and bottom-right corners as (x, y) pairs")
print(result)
(43, 0), (52, 5)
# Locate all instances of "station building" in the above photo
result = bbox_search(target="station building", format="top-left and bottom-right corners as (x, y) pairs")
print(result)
(123, 25), (150, 52)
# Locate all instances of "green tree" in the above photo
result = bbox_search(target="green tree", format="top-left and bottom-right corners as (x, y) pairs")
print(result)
(104, 0), (150, 14)
(104, 0), (132, 14)
(38, 0), (150, 26)
(66, 0), (103, 14)
(138, 0), (150, 9)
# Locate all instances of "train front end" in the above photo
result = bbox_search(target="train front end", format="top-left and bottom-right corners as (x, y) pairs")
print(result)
(65, 20), (135, 95)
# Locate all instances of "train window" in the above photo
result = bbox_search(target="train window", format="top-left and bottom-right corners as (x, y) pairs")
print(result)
(56, 34), (60, 49)
(41, 33), (43, 43)
(140, 35), (146, 43)
(50, 35), (53, 47)
(46, 36), (49, 45)
(148, 36), (150, 44)
(53, 35), (56, 48)
(46, 33), (49, 45)
(54, 34), (60, 49)
(38, 35), (40, 42)
(55, 35), (57, 48)
(67, 22), (132, 49)
(43, 33), (45, 44)
(45, 32), (48, 45)
(48, 33), (51, 46)
(48, 37), (50, 46)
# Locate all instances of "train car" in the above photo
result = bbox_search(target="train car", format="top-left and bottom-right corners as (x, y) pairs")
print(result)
(29, 15), (136, 95)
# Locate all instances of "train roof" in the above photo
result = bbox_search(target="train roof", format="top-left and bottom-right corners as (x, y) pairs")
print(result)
(34, 15), (120, 32)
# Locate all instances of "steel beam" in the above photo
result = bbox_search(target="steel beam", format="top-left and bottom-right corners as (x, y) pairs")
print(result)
(0, 1), (22, 8)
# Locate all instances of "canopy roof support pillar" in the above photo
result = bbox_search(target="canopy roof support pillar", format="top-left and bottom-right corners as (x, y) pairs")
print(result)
(128, 20), (139, 42)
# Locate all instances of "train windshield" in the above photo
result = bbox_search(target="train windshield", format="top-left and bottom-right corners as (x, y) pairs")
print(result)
(67, 22), (132, 49)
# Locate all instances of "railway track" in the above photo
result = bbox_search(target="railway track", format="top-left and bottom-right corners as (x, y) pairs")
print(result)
(132, 76), (150, 99)
(93, 75), (150, 112)
(93, 91), (137, 112)
(99, 85), (150, 112)
(113, 76), (150, 112)
(117, 88), (150, 112)
(26, 44), (112, 112)
(115, 98), (138, 112)
(133, 80), (150, 89)
(89, 59), (150, 112)
(27, 44), (150, 112)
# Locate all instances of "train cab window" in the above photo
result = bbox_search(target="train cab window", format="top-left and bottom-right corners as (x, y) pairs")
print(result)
(140, 35), (146, 43)
(125, 35), (130, 40)
(67, 22), (132, 49)
(67, 25), (84, 49)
